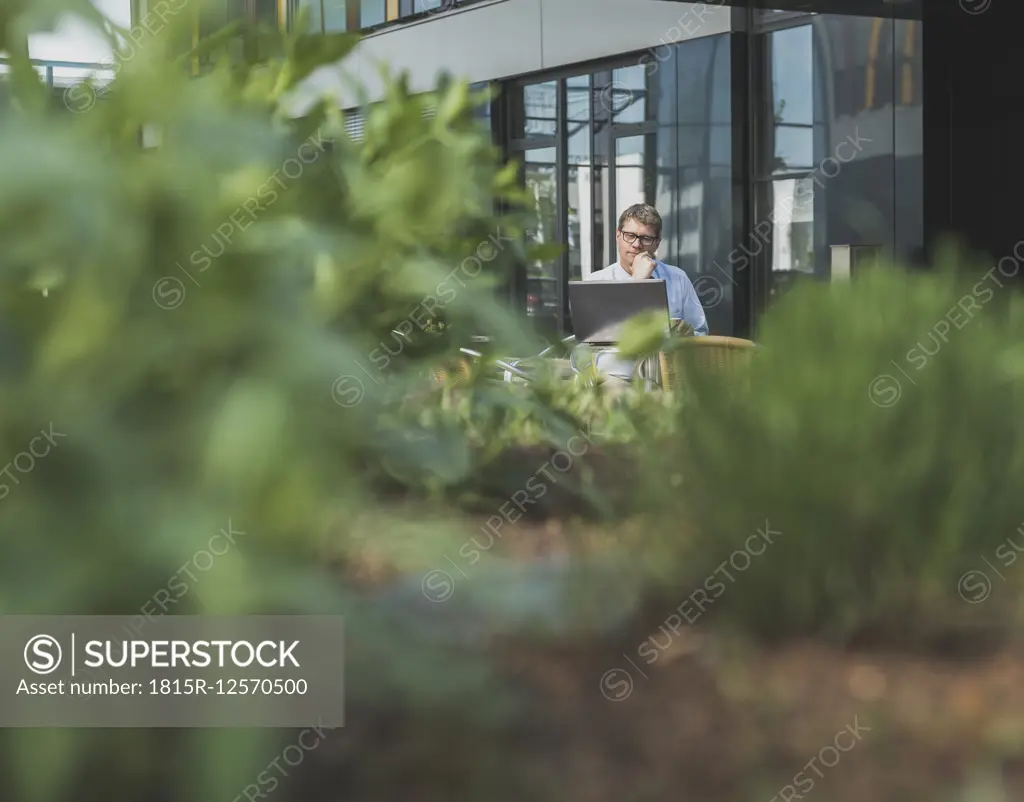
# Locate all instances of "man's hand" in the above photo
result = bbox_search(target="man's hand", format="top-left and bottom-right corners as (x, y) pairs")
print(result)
(631, 253), (657, 280)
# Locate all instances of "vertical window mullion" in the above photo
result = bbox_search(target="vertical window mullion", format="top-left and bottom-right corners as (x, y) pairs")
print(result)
(556, 79), (569, 337)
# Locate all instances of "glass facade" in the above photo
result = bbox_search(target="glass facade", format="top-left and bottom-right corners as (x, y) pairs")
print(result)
(321, 1), (347, 31)
(296, 0), (486, 32)
(360, 0), (387, 27)
(493, 10), (923, 338)
(500, 34), (736, 337)
(751, 13), (923, 310)
(262, 2), (925, 338)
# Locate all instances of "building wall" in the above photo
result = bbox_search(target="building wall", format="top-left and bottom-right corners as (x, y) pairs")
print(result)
(278, 2), (929, 337)
(287, 0), (732, 114)
(495, 33), (738, 337)
(749, 12), (923, 316)
(924, 2), (1024, 276)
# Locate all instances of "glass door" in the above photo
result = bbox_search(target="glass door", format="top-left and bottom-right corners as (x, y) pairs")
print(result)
(750, 11), (909, 318)
(507, 79), (562, 338)
(520, 147), (560, 338)
(594, 64), (659, 271)
(752, 22), (822, 309)
(613, 134), (657, 215)
(566, 75), (593, 283)
(504, 66), (658, 336)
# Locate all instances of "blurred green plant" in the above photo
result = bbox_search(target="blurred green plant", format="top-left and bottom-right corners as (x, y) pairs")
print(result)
(650, 258), (1024, 642)
(615, 308), (671, 360)
(4, 0), (1020, 798)
(374, 364), (681, 505)
(0, 0), (559, 799)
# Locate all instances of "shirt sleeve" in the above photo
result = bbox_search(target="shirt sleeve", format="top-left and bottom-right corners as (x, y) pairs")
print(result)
(679, 273), (710, 336)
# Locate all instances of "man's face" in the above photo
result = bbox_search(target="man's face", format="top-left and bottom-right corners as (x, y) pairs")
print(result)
(616, 219), (660, 271)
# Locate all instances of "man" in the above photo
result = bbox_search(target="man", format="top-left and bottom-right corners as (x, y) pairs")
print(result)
(586, 203), (709, 336)
(582, 203), (708, 380)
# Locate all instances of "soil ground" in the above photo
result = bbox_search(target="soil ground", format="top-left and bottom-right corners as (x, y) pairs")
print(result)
(309, 506), (1024, 802)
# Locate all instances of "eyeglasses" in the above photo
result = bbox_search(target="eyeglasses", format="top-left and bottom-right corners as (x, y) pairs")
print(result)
(619, 230), (659, 248)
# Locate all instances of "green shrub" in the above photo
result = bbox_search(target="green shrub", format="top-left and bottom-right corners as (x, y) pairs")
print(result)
(658, 259), (1024, 641)
(372, 370), (682, 517)
(0, 3), (545, 800)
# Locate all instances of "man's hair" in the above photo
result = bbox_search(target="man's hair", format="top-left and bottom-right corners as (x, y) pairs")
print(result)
(617, 203), (662, 237)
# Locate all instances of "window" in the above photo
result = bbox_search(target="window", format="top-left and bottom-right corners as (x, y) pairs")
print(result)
(320, 1), (348, 31)
(295, 0), (486, 30)
(753, 23), (823, 305)
(768, 25), (814, 174)
(501, 34), (737, 337)
(360, 0), (385, 27)
(750, 12), (923, 314)
(507, 81), (557, 143)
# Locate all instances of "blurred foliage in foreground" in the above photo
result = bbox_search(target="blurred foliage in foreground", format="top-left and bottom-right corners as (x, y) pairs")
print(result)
(1, 0), (1024, 800)
(636, 257), (1024, 645)
(0, 0), (559, 799)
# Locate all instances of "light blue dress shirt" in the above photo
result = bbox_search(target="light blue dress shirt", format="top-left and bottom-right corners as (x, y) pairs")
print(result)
(581, 261), (709, 380)
(585, 261), (709, 336)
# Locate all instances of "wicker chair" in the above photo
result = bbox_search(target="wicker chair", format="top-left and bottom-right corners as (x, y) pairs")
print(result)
(431, 356), (473, 386)
(658, 335), (757, 392)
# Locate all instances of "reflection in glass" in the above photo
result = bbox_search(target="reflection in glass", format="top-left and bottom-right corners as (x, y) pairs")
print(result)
(508, 82), (557, 140)
(609, 64), (648, 124)
(757, 9), (815, 22)
(893, 18), (923, 259)
(774, 127), (814, 173)
(521, 148), (560, 335)
(253, 0), (278, 25)
(360, 0), (385, 26)
(768, 177), (816, 301)
(771, 26), (813, 124)
(676, 182), (703, 276)
(768, 25), (814, 174)
(674, 34), (735, 335)
(567, 76), (592, 281)
(501, 33), (736, 335)
(615, 135), (655, 212)
(322, 0), (347, 30)
(760, 13), (921, 288)
(470, 81), (492, 135)
(297, 0), (325, 31)
(592, 73), (611, 270)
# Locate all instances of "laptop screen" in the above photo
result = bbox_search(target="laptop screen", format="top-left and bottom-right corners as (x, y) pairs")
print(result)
(567, 280), (670, 345)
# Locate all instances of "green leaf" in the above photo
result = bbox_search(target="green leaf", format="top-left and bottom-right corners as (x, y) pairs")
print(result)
(616, 309), (668, 359)
(3, 34), (47, 114)
(286, 32), (360, 90)
(435, 80), (470, 129)
(175, 19), (244, 70)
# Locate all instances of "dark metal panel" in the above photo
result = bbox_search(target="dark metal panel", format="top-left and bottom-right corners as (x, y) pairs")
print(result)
(492, 82), (527, 311)
(654, 0), (920, 19)
(588, 70), (613, 267)
(747, 11), (771, 324)
(587, 74), (599, 279)
(730, 19), (753, 339)
(555, 78), (570, 336)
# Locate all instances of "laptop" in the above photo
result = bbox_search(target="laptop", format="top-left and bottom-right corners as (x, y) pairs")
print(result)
(568, 280), (670, 345)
